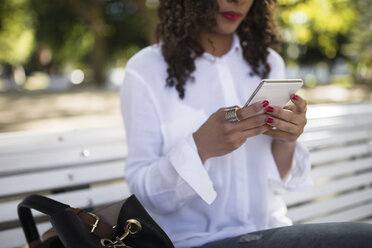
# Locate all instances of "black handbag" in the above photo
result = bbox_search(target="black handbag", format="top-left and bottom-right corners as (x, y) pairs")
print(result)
(18, 194), (174, 248)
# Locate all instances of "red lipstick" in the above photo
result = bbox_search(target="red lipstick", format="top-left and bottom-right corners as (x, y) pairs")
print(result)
(220, 11), (242, 21)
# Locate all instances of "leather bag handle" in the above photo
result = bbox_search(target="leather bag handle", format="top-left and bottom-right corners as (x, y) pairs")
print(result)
(18, 194), (69, 247)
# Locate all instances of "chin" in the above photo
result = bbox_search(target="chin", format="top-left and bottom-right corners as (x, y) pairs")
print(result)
(214, 26), (239, 35)
(214, 18), (242, 35)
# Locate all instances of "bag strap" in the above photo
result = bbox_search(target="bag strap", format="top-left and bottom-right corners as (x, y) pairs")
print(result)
(18, 194), (115, 248)
(66, 208), (115, 238)
(18, 194), (69, 247)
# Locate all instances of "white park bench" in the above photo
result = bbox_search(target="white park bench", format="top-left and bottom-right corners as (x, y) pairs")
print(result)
(285, 103), (372, 224)
(0, 103), (371, 248)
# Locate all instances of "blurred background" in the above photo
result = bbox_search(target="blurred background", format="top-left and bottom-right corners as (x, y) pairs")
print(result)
(0, 0), (371, 133)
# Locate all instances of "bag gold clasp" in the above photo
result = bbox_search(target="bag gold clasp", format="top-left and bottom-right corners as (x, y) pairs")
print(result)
(87, 212), (100, 233)
(101, 219), (142, 248)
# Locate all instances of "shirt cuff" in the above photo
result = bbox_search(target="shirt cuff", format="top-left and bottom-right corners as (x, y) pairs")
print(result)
(168, 134), (217, 204)
(268, 141), (313, 192)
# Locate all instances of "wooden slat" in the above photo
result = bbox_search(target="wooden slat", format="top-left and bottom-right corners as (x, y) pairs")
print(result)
(306, 103), (372, 119)
(305, 115), (372, 132)
(287, 188), (372, 223)
(364, 219), (372, 224)
(0, 127), (126, 155)
(305, 202), (372, 224)
(309, 143), (372, 165)
(311, 157), (372, 181)
(0, 161), (125, 197)
(0, 143), (127, 176)
(0, 222), (51, 248)
(300, 129), (372, 149)
(282, 171), (372, 206)
(0, 182), (130, 224)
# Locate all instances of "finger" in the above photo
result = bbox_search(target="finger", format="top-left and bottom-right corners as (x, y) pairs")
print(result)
(235, 113), (268, 131)
(263, 129), (298, 142)
(241, 124), (272, 139)
(265, 116), (301, 135)
(265, 105), (305, 125)
(284, 105), (295, 112)
(290, 94), (307, 113)
(236, 101), (269, 120)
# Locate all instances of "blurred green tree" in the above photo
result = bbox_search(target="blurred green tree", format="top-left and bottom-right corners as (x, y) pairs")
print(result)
(1, 0), (371, 87)
(0, 0), (151, 87)
(29, 0), (151, 86)
(0, 0), (34, 65)
(278, 0), (357, 62)
(278, 0), (372, 84)
(344, 0), (372, 82)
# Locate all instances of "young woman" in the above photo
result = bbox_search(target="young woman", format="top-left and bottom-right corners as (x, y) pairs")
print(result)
(120, 0), (372, 247)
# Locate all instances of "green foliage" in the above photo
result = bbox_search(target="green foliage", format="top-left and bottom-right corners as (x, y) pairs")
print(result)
(30, 0), (90, 67)
(278, 0), (372, 83)
(0, 0), (35, 64)
(1, 0), (370, 86)
(278, 0), (358, 62)
(28, 0), (148, 69)
(103, 2), (149, 65)
(345, 0), (372, 78)
(0, 0), (150, 85)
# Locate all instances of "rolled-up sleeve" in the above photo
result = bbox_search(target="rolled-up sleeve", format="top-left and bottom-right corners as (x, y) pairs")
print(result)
(120, 68), (216, 214)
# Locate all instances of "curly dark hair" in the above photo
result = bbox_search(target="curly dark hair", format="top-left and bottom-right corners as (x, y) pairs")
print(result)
(156, 0), (281, 99)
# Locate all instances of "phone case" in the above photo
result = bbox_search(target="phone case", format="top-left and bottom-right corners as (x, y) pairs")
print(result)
(244, 79), (303, 107)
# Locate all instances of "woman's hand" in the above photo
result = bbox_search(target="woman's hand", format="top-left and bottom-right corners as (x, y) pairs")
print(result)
(263, 94), (307, 178)
(193, 101), (271, 163)
(264, 94), (307, 143)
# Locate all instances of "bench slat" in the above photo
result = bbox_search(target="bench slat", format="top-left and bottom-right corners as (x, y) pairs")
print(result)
(301, 129), (372, 149)
(365, 219), (372, 224)
(310, 157), (372, 181)
(305, 202), (372, 224)
(309, 143), (371, 165)
(283, 171), (372, 206)
(305, 115), (372, 132)
(0, 161), (125, 197)
(0, 143), (127, 176)
(306, 104), (372, 119)
(0, 127), (125, 155)
(0, 182), (130, 224)
(0, 222), (51, 248)
(287, 188), (372, 223)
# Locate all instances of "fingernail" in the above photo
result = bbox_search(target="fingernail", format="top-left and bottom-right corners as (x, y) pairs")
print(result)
(262, 100), (269, 107)
(266, 106), (274, 113)
(291, 94), (298, 101)
(266, 117), (274, 124)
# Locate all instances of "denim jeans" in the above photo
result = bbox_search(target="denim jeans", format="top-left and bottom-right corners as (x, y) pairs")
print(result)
(194, 222), (372, 248)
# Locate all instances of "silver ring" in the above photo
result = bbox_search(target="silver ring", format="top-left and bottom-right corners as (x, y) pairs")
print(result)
(225, 108), (240, 122)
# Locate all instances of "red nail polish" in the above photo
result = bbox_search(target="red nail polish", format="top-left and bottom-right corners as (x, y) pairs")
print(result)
(266, 106), (274, 113)
(291, 94), (298, 101)
(262, 100), (269, 107)
(266, 117), (274, 124)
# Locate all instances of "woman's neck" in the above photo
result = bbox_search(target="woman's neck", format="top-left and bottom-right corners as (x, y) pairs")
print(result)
(199, 29), (233, 58)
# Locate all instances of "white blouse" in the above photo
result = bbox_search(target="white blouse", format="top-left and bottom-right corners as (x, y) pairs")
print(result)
(120, 33), (312, 248)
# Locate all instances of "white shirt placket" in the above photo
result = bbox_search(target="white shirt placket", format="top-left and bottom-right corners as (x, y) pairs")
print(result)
(215, 59), (240, 107)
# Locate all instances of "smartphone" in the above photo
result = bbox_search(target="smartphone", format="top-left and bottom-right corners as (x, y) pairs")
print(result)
(244, 79), (303, 108)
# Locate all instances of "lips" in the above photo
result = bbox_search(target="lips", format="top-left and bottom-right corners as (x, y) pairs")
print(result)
(220, 11), (242, 21)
